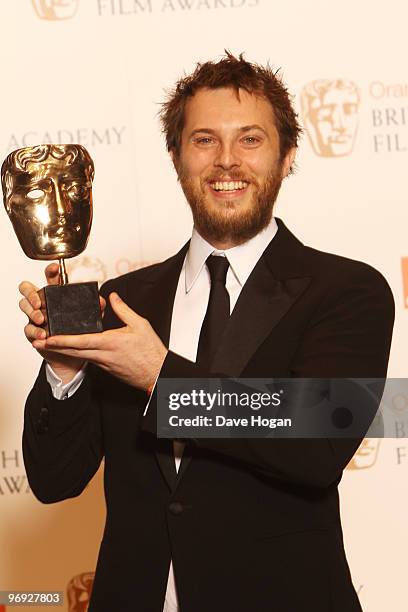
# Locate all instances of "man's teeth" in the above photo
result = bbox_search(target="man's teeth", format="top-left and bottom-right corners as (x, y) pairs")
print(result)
(211, 181), (249, 192)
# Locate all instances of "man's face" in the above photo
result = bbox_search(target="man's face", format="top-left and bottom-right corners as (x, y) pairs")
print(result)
(6, 153), (93, 260)
(308, 87), (359, 157)
(173, 87), (295, 247)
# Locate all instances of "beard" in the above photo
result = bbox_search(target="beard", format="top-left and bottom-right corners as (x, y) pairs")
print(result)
(177, 165), (284, 246)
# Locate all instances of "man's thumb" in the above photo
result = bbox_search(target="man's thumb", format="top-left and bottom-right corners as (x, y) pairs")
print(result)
(109, 292), (140, 326)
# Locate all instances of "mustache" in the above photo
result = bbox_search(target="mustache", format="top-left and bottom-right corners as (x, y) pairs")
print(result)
(204, 173), (256, 184)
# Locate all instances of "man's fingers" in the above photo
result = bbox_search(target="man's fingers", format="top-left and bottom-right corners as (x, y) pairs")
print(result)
(19, 296), (33, 317)
(18, 280), (39, 295)
(109, 292), (142, 326)
(36, 345), (106, 364)
(45, 262), (60, 286)
(18, 282), (42, 310)
(100, 295), (107, 314)
(19, 297), (44, 325)
(45, 332), (105, 350)
(24, 323), (46, 342)
(18, 281), (44, 323)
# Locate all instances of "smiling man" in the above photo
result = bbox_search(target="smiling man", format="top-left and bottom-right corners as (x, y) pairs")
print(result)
(19, 53), (394, 612)
(173, 86), (294, 248)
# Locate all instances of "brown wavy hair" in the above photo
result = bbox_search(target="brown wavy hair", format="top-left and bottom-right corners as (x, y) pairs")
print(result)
(159, 51), (302, 166)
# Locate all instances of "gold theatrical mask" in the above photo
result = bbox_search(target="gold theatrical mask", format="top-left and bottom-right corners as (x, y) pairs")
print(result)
(3, 144), (93, 265)
(2, 144), (102, 336)
(301, 80), (360, 158)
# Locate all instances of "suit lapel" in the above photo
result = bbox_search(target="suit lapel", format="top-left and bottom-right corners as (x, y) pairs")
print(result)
(140, 242), (189, 345)
(211, 219), (312, 377)
(138, 243), (189, 493)
(211, 263), (311, 377)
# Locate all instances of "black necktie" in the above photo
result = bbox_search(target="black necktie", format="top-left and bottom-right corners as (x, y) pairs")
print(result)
(196, 255), (230, 369)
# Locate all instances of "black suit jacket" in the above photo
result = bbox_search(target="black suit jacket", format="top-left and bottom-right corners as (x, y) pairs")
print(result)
(23, 219), (394, 612)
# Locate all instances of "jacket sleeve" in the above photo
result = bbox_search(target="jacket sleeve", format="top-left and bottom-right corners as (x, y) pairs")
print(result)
(147, 264), (395, 489)
(22, 362), (104, 503)
(22, 277), (124, 504)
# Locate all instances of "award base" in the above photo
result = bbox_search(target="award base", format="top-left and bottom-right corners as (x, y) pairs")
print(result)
(39, 281), (103, 337)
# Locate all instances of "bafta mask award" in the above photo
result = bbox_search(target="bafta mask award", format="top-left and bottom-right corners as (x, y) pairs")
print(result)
(2, 144), (103, 336)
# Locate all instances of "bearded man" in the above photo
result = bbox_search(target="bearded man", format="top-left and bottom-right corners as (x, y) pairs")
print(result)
(19, 53), (394, 612)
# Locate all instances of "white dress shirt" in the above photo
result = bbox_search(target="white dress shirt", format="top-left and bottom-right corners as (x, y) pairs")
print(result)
(46, 217), (278, 612)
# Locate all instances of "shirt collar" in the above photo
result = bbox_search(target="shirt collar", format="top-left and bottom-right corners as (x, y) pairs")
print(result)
(185, 217), (278, 293)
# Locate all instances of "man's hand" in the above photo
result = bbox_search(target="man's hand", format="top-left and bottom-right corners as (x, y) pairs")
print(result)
(32, 292), (168, 392)
(19, 263), (107, 384)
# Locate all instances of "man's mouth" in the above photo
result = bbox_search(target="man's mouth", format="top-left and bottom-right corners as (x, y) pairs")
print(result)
(207, 180), (250, 197)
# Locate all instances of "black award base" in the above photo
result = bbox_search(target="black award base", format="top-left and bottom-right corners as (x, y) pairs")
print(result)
(39, 281), (103, 337)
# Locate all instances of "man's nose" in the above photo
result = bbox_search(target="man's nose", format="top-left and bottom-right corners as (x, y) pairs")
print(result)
(213, 142), (241, 171)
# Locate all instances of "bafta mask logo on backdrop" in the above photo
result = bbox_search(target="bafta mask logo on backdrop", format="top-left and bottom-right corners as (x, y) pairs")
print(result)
(390, 392), (408, 419)
(115, 257), (157, 276)
(346, 439), (381, 470)
(67, 572), (94, 612)
(32, 0), (79, 20)
(67, 256), (108, 285)
(301, 80), (360, 157)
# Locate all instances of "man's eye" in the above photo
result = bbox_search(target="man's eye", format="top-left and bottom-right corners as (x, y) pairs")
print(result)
(242, 136), (260, 145)
(194, 137), (214, 145)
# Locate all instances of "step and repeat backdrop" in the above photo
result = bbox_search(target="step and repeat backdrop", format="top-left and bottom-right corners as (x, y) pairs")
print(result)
(1, 1), (407, 610)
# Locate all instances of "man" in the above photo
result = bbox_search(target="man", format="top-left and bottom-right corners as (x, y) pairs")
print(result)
(19, 53), (394, 612)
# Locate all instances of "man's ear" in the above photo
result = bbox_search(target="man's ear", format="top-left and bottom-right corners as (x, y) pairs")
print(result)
(281, 147), (297, 178)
